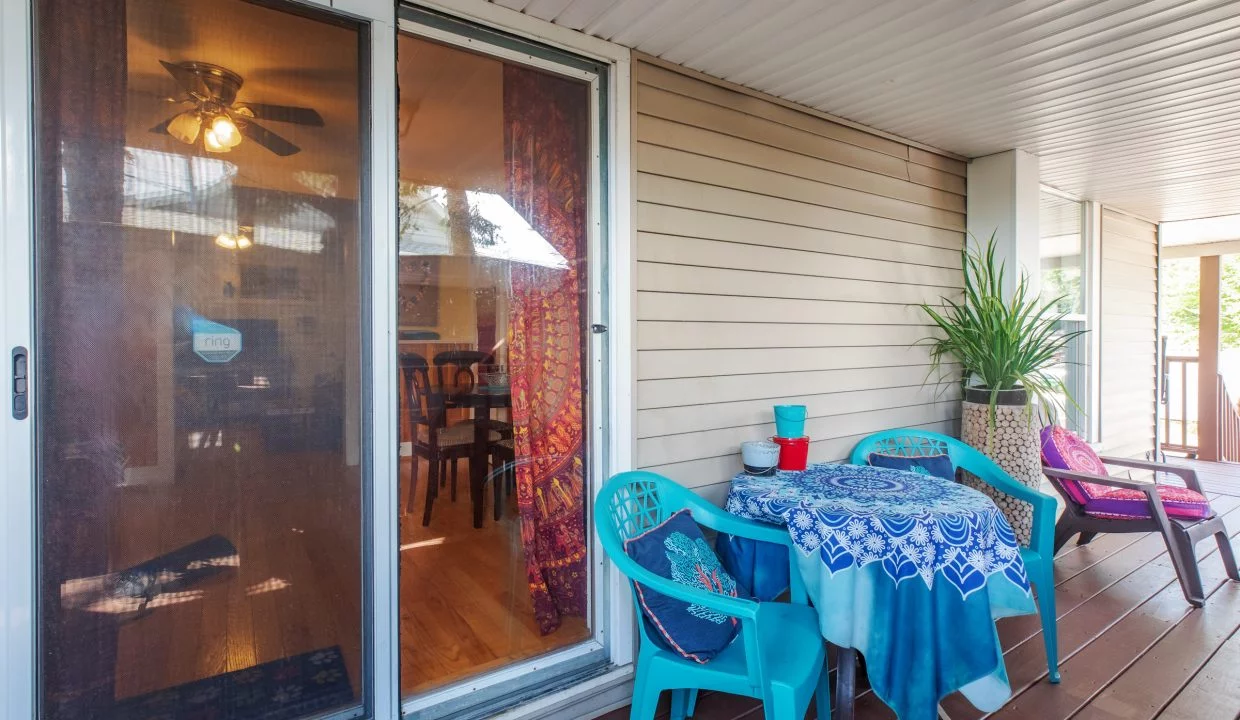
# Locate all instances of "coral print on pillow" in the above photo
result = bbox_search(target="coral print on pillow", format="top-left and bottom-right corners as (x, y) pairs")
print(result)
(624, 509), (741, 662)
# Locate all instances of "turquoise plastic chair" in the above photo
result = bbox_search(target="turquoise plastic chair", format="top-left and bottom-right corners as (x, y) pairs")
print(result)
(850, 429), (1062, 684)
(596, 471), (830, 719)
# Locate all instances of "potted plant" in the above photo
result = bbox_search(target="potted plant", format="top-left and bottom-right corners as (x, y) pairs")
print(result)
(919, 232), (1086, 544)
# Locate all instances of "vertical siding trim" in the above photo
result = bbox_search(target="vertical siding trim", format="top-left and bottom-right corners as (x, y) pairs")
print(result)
(1099, 207), (1159, 459)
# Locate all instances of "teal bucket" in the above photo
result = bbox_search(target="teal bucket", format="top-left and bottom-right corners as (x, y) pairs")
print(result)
(773, 405), (807, 438)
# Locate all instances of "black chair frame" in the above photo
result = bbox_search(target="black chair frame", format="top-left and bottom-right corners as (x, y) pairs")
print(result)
(1042, 455), (1239, 607)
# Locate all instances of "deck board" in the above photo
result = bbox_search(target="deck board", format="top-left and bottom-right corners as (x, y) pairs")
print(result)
(1158, 618), (1240, 720)
(1164, 458), (1240, 498)
(596, 460), (1240, 720)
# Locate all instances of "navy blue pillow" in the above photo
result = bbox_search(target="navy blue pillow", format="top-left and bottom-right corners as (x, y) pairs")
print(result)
(867, 452), (956, 481)
(624, 509), (741, 662)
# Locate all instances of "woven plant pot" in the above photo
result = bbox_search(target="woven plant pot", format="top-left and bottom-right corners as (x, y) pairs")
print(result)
(960, 387), (1042, 546)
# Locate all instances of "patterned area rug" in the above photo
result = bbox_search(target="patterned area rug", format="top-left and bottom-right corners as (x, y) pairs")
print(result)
(111, 646), (354, 719)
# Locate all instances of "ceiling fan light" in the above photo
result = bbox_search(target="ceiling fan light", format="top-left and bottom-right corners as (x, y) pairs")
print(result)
(211, 115), (242, 148)
(203, 128), (230, 153)
(235, 235), (253, 249)
(214, 233), (238, 249)
(167, 111), (202, 145)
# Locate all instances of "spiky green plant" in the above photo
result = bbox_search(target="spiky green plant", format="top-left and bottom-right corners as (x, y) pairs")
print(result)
(919, 232), (1087, 423)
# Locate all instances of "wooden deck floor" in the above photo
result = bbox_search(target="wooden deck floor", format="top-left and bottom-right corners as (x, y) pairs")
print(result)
(598, 459), (1240, 720)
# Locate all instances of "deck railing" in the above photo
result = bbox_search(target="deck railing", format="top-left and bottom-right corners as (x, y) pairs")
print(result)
(1161, 353), (1240, 461)
(1218, 374), (1240, 462)
(1162, 355), (1198, 454)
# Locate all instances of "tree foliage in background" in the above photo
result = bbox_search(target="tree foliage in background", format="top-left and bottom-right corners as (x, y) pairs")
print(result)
(1042, 266), (1082, 315)
(1163, 256), (1240, 352)
(398, 181), (499, 249)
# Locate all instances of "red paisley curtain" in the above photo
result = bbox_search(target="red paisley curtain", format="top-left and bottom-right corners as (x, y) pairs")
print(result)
(503, 64), (589, 634)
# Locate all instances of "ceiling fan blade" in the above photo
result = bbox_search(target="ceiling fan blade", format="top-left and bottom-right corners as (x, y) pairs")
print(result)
(240, 120), (300, 157)
(237, 103), (324, 127)
(159, 60), (209, 98)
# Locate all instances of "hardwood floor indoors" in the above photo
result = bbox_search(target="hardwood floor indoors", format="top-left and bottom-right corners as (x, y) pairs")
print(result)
(108, 432), (365, 702)
(103, 431), (590, 705)
(398, 453), (589, 696)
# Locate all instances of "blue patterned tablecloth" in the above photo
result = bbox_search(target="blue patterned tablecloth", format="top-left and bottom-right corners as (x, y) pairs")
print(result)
(722, 463), (1036, 720)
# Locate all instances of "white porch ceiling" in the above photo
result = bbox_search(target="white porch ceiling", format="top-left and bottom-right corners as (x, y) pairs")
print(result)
(491, 0), (1240, 223)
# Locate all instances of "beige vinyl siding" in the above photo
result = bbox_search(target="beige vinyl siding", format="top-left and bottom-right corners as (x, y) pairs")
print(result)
(1099, 208), (1159, 460)
(632, 57), (966, 503)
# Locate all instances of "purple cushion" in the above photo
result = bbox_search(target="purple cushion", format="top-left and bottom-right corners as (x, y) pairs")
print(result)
(1040, 425), (1112, 505)
(1083, 484), (1213, 521)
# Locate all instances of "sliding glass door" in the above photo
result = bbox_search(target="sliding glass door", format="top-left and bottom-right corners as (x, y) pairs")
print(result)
(33, 1), (370, 717)
(394, 12), (608, 715)
(24, 2), (608, 717)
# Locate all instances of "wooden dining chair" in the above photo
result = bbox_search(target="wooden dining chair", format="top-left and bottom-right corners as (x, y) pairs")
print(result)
(432, 350), (492, 407)
(400, 353), (497, 525)
(488, 435), (515, 522)
(432, 350), (512, 498)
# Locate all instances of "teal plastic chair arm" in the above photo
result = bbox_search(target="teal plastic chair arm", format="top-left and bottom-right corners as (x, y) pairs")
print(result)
(597, 472), (831, 708)
(701, 507), (793, 546)
(702, 511), (809, 604)
(978, 464), (1049, 505)
(990, 466), (1058, 560)
(1026, 491), (1059, 560)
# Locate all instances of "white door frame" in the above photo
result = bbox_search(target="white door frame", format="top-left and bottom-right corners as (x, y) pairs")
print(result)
(0, 0), (37, 717)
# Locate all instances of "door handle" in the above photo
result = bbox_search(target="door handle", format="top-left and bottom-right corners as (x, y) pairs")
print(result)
(12, 346), (28, 420)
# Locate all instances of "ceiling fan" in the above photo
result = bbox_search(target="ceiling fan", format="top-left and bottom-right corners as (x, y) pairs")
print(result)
(151, 60), (324, 157)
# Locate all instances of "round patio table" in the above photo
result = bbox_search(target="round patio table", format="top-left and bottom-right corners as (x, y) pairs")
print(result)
(723, 463), (1036, 720)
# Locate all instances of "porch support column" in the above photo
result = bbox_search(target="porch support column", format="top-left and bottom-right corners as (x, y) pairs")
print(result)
(1198, 254), (1222, 461)
(966, 149), (1042, 298)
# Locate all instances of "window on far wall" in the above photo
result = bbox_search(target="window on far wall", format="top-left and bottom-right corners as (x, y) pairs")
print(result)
(1039, 190), (1091, 437)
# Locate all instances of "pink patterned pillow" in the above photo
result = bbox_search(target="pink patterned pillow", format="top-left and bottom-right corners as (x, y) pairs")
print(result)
(1083, 484), (1213, 521)
(1039, 425), (1113, 504)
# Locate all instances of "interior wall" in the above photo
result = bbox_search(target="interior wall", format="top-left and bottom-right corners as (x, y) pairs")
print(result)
(400, 255), (478, 343)
(631, 57), (967, 504)
(1099, 208), (1159, 459)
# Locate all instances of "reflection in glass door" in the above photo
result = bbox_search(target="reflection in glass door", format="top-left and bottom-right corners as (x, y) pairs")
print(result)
(395, 31), (596, 699)
(34, 1), (368, 718)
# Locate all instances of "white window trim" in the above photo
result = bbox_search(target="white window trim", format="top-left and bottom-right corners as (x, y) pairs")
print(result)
(1040, 184), (1101, 442)
(1085, 200), (1103, 444)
